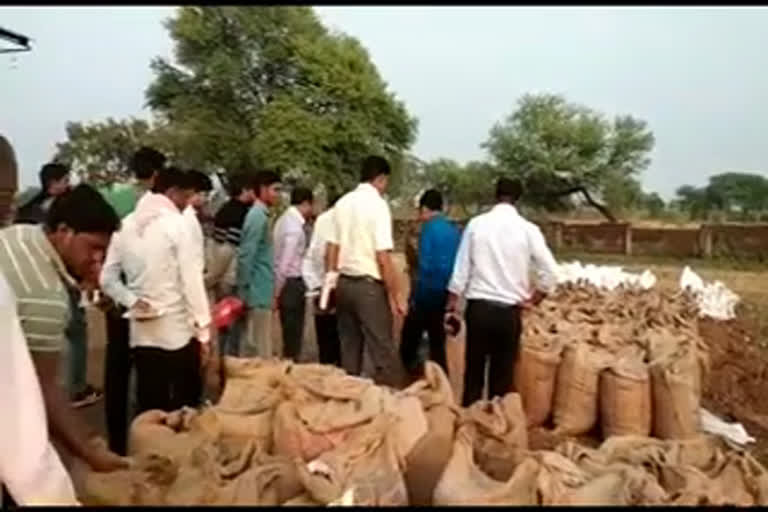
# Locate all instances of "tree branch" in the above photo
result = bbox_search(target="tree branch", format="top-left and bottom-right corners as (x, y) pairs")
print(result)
(552, 185), (617, 222)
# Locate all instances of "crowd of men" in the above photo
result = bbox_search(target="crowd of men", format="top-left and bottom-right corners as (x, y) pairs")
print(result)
(0, 134), (559, 505)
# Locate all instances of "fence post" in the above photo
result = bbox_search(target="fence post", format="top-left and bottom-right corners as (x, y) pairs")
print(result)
(553, 222), (563, 251)
(700, 224), (713, 258)
(624, 223), (633, 256)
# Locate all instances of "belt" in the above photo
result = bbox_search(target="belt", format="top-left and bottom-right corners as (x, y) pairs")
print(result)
(469, 298), (520, 310)
(340, 274), (383, 285)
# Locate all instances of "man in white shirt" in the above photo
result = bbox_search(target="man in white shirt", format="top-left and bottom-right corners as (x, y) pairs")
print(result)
(0, 271), (79, 506)
(273, 186), (314, 361)
(326, 156), (407, 388)
(301, 194), (341, 366)
(100, 167), (211, 414)
(183, 169), (213, 272)
(446, 177), (559, 406)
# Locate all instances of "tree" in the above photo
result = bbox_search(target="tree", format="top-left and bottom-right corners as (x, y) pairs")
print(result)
(675, 172), (768, 221)
(482, 93), (655, 221)
(145, 6), (417, 191)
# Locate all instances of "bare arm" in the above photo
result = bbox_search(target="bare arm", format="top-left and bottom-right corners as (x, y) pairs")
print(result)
(32, 352), (127, 472)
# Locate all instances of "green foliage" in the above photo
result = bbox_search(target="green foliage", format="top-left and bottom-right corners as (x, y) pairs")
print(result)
(482, 93), (655, 218)
(675, 172), (768, 221)
(145, 6), (417, 190)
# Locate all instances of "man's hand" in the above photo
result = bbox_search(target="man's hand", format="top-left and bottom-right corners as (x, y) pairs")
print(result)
(84, 438), (130, 472)
(522, 289), (547, 309)
(132, 299), (153, 313)
(389, 294), (407, 319)
(198, 340), (211, 370)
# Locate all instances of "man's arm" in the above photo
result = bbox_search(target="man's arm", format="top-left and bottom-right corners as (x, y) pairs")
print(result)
(373, 201), (404, 316)
(446, 222), (473, 314)
(177, 219), (212, 343)
(274, 227), (302, 304)
(99, 232), (138, 309)
(527, 224), (560, 304)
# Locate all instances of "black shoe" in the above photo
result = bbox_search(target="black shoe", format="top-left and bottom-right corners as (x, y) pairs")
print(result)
(71, 385), (103, 408)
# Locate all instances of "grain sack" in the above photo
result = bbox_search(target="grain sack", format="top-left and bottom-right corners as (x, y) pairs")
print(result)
(215, 452), (303, 505)
(297, 415), (409, 506)
(128, 409), (209, 459)
(204, 406), (274, 452)
(280, 363), (360, 403)
(432, 427), (541, 506)
(514, 338), (562, 426)
(221, 356), (288, 381)
(77, 453), (178, 506)
(533, 451), (590, 504)
(650, 347), (700, 439)
(600, 355), (652, 438)
(464, 393), (528, 481)
(553, 343), (612, 435)
(402, 362), (459, 505)
(163, 441), (224, 505)
(273, 385), (386, 461)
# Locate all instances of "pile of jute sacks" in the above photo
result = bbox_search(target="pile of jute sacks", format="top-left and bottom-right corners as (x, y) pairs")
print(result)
(78, 351), (768, 505)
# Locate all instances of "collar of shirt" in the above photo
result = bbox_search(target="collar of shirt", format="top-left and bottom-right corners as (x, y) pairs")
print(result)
(287, 206), (306, 226)
(34, 226), (78, 289)
(491, 203), (520, 217)
(254, 199), (269, 215)
(356, 182), (382, 198)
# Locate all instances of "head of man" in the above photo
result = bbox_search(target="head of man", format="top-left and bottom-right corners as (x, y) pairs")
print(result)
(45, 184), (120, 284)
(495, 177), (523, 205)
(0, 135), (18, 222)
(418, 188), (444, 222)
(130, 146), (166, 190)
(186, 169), (213, 211)
(39, 163), (70, 198)
(153, 167), (195, 211)
(253, 170), (282, 208)
(359, 155), (391, 195)
(227, 174), (255, 205)
(290, 186), (314, 220)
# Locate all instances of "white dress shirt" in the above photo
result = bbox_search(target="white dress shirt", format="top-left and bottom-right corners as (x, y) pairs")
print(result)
(302, 207), (335, 293)
(448, 203), (559, 306)
(100, 195), (211, 349)
(273, 206), (307, 293)
(328, 183), (394, 280)
(183, 205), (205, 272)
(0, 272), (79, 506)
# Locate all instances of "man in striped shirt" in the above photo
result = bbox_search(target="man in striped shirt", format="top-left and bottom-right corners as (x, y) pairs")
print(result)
(0, 184), (127, 475)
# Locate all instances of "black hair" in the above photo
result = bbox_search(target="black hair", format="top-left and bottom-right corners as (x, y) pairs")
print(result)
(130, 146), (166, 181)
(359, 155), (391, 183)
(419, 189), (443, 212)
(252, 170), (281, 193)
(187, 169), (213, 193)
(495, 177), (523, 203)
(226, 174), (252, 197)
(39, 163), (69, 191)
(153, 166), (192, 194)
(45, 184), (119, 234)
(290, 186), (313, 206)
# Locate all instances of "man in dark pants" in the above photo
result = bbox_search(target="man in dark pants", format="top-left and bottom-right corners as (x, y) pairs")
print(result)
(273, 187), (314, 360)
(446, 178), (559, 406)
(399, 189), (461, 378)
(326, 156), (407, 388)
(98, 147), (165, 454)
(302, 194), (342, 366)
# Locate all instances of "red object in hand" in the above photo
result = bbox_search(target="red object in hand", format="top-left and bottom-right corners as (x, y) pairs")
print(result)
(213, 296), (245, 329)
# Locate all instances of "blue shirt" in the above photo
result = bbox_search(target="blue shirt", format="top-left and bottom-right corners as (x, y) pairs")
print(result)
(412, 215), (461, 311)
(236, 202), (274, 309)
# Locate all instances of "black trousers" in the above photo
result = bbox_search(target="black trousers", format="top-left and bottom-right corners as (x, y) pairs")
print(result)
(399, 306), (448, 376)
(314, 310), (341, 366)
(463, 299), (522, 407)
(133, 341), (202, 414)
(279, 277), (306, 361)
(104, 308), (131, 456)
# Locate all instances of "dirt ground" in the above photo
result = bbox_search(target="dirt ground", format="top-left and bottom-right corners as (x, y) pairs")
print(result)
(78, 252), (768, 465)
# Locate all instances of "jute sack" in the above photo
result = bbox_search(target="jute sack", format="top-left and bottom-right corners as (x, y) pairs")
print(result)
(514, 338), (563, 426)
(76, 453), (178, 506)
(221, 356), (289, 381)
(600, 356), (652, 438)
(297, 414), (409, 506)
(650, 347), (701, 439)
(464, 393), (528, 481)
(128, 409), (211, 459)
(215, 451), (303, 506)
(552, 343), (613, 435)
(402, 362), (459, 505)
(432, 426), (541, 506)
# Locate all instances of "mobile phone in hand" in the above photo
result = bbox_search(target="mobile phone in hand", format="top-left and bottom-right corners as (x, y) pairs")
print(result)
(445, 315), (461, 337)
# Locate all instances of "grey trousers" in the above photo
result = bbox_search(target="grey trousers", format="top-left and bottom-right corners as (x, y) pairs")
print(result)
(335, 275), (407, 389)
(279, 277), (306, 361)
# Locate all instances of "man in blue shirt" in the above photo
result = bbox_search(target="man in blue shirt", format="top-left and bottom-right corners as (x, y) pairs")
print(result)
(400, 189), (461, 378)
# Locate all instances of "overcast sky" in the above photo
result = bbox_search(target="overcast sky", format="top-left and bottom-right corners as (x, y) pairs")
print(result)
(3, 6), (768, 197)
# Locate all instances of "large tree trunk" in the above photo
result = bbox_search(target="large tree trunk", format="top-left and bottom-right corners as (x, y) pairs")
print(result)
(554, 185), (617, 223)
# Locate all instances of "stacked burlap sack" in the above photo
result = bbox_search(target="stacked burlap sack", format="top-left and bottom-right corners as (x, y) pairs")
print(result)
(515, 284), (710, 441)
(75, 357), (768, 506)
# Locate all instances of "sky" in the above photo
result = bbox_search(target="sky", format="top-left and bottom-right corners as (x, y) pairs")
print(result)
(3, 6), (768, 198)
